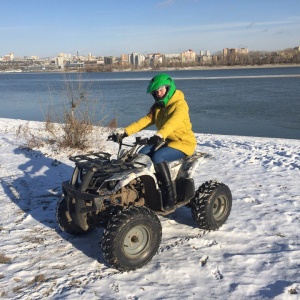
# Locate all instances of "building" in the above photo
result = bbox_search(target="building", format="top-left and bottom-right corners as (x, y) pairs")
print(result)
(164, 53), (181, 59)
(129, 52), (145, 66)
(57, 53), (72, 60)
(199, 50), (212, 64)
(129, 52), (138, 65)
(104, 56), (114, 65)
(223, 47), (249, 63)
(135, 54), (145, 66)
(65, 61), (84, 68)
(55, 56), (64, 69)
(181, 49), (196, 64)
(161, 53), (181, 67)
(2, 53), (14, 61)
(223, 47), (249, 56)
(200, 50), (210, 57)
(120, 54), (129, 66)
(146, 53), (163, 66)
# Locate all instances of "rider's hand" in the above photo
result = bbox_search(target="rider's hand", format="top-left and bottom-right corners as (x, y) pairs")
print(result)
(148, 134), (164, 147)
(110, 129), (128, 143)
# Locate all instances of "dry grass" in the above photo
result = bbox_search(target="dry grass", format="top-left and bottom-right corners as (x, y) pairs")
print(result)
(107, 117), (118, 130)
(22, 235), (45, 244)
(12, 274), (47, 294)
(16, 123), (45, 149)
(0, 253), (12, 264)
(28, 274), (46, 285)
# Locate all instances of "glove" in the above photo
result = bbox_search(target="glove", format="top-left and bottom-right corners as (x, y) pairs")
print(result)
(110, 129), (128, 143)
(148, 134), (164, 147)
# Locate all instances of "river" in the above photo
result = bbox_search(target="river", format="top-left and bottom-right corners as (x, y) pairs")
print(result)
(0, 67), (299, 139)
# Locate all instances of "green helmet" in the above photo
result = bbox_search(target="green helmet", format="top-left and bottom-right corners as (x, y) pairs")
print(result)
(146, 73), (176, 107)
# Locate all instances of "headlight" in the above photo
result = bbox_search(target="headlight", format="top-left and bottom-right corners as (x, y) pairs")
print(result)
(107, 180), (117, 190)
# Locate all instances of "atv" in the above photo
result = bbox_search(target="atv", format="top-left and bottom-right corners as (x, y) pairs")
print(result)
(56, 135), (232, 272)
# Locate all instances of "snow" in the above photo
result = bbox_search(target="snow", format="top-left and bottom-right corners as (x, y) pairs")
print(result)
(0, 117), (299, 300)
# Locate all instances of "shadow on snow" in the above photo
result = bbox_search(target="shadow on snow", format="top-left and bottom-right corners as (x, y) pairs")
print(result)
(1, 147), (108, 264)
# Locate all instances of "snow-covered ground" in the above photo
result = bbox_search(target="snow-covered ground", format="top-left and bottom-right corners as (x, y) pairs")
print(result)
(0, 118), (299, 300)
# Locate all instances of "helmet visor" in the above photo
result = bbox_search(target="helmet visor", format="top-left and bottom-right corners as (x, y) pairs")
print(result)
(151, 85), (167, 95)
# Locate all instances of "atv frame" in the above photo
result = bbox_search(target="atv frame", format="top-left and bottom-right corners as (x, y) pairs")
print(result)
(56, 136), (232, 271)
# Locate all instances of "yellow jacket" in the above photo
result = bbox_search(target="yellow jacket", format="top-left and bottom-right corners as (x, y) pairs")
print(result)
(125, 90), (196, 156)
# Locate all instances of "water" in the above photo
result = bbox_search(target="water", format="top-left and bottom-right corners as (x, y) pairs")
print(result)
(0, 67), (300, 139)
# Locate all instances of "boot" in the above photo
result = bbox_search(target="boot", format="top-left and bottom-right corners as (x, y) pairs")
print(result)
(155, 161), (176, 211)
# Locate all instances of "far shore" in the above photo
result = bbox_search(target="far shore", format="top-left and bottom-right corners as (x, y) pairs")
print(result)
(124, 63), (300, 73)
(1, 63), (299, 74)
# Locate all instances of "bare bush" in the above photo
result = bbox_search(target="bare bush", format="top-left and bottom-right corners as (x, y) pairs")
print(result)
(14, 74), (115, 151)
(45, 73), (108, 150)
(59, 112), (93, 149)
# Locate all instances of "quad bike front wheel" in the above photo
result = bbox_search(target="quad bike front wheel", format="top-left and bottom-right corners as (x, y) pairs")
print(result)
(101, 206), (162, 272)
(56, 196), (95, 235)
(191, 180), (232, 230)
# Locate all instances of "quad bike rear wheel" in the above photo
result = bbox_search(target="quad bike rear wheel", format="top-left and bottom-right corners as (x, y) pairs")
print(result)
(56, 196), (95, 235)
(191, 180), (232, 230)
(101, 206), (162, 272)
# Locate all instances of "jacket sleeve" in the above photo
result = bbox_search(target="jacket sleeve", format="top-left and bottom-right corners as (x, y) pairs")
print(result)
(125, 109), (155, 136)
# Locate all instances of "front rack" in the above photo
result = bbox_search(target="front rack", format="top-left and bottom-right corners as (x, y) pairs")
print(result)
(69, 152), (147, 176)
(70, 152), (111, 169)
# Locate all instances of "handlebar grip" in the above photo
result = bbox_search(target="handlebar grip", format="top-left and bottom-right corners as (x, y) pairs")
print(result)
(136, 137), (148, 145)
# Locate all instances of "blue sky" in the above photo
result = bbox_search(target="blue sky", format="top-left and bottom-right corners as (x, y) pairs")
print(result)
(1, 0), (300, 58)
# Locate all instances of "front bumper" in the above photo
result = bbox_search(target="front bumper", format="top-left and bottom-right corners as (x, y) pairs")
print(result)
(62, 181), (106, 230)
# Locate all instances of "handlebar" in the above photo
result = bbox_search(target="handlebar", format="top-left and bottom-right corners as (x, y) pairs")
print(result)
(108, 134), (166, 151)
(108, 134), (166, 160)
(107, 134), (149, 146)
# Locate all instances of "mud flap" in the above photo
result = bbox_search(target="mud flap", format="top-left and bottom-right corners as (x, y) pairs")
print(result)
(176, 178), (195, 201)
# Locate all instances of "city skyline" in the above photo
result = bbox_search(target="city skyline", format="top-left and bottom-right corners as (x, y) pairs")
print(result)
(1, 45), (299, 62)
(1, 0), (300, 58)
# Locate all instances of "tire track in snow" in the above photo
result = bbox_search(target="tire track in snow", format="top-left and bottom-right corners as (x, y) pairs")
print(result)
(24, 229), (210, 298)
